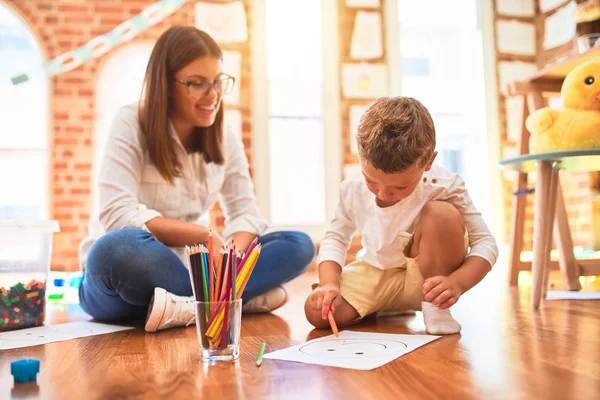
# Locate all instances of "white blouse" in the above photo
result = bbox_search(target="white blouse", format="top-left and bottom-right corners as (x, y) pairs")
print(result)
(79, 103), (269, 266)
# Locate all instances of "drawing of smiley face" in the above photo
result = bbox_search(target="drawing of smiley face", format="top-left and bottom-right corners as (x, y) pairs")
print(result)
(299, 339), (408, 359)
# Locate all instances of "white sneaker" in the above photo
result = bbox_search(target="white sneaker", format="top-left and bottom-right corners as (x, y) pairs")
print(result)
(145, 287), (196, 332)
(242, 286), (288, 313)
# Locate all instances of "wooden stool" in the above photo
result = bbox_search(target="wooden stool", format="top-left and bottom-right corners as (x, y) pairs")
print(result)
(500, 150), (600, 308)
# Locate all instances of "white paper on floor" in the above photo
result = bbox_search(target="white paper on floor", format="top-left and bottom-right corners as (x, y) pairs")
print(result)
(0, 321), (134, 350)
(546, 291), (600, 300)
(264, 330), (440, 370)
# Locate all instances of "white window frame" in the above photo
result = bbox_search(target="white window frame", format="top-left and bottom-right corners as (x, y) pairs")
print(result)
(252, 0), (342, 240)
(384, 0), (503, 242)
(0, 1), (51, 220)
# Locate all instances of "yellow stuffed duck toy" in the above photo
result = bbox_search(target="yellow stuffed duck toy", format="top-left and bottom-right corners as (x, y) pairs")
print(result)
(526, 59), (600, 153)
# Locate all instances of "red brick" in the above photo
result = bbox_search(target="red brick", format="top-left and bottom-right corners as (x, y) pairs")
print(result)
(66, 126), (84, 134)
(54, 162), (68, 169)
(64, 15), (91, 24)
(54, 89), (72, 97)
(46, 16), (59, 24)
(58, 4), (89, 13)
(55, 201), (84, 208)
(71, 188), (91, 195)
(54, 188), (65, 195)
(75, 163), (92, 170)
(94, 5), (124, 13)
(100, 17), (127, 27)
(56, 138), (78, 146)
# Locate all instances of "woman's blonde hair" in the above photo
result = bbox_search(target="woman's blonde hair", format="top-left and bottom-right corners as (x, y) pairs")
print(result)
(139, 26), (225, 183)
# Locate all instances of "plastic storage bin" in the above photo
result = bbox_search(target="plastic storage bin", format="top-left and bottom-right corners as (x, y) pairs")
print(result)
(0, 220), (60, 331)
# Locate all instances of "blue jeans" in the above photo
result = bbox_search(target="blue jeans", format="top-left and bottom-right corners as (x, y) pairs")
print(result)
(79, 229), (315, 322)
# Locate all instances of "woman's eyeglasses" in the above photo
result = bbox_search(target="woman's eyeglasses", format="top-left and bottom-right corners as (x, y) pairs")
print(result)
(174, 73), (235, 98)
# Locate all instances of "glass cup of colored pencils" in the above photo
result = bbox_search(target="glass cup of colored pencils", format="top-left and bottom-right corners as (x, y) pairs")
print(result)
(185, 236), (261, 362)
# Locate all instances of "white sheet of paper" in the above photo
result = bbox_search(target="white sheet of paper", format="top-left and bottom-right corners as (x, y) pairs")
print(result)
(222, 50), (242, 105)
(543, 2), (577, 50)
(0, 322), (134, 350)
(546, 291), (600, 300)
(225, 109), (243, 138)
(342, 63), (388, 99)
(540, 0), (568, 13)
(194, 1), (248, 43)
(498, 61), (538, 94)
(496, 0), (535, 17)
(349, 105), (369, 154)
(345, 0), (380, 8)
(496, 20), (536, 56)
(351, 11), (383, 60)
(264, 330), (440, 370)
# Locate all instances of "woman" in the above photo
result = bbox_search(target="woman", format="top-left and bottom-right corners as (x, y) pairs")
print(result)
(78, 26), (315, 332)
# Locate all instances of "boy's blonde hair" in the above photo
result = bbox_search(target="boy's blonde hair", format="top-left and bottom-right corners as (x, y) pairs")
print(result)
(356, 97), (436, 173)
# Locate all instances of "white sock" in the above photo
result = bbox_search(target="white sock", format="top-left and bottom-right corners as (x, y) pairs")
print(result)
(421, 301), (461, 335)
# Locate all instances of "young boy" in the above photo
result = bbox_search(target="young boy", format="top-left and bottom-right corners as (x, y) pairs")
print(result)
(305, 97), (498, 335)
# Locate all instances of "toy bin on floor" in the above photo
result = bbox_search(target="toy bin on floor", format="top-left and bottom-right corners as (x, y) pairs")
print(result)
(0, 220), (60, 331)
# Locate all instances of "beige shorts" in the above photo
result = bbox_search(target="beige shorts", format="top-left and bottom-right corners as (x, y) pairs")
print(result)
(333, 230), (469, 318)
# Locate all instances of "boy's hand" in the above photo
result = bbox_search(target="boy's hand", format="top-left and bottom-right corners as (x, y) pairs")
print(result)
(311, 283), (341, 319)
(423, 276), (462, 309)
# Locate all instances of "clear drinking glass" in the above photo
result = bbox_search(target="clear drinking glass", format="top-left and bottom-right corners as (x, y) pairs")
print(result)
(194, 299), (242, 362)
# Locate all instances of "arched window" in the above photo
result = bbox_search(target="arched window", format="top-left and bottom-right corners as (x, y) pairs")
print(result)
(0, 3), (49, 219)
(93, 42), (153, 213)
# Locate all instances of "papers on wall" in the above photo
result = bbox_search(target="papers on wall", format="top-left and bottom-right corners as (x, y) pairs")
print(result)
(496, 20), (536, 56)
(497, 61), (538, 95)
(341, 63), (388, 99)
(543, 2), (577, 50)
(350, 11), (383, 60)
(496, 0), (535, 17)
(540, 0), (570, 13)
(194, 1), (248, 43)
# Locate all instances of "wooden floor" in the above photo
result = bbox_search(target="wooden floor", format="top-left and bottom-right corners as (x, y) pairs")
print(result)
(1, 265), (600, 400)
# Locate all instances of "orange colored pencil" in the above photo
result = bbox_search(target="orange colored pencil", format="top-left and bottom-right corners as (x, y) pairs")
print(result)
(327, 308), (339, 337)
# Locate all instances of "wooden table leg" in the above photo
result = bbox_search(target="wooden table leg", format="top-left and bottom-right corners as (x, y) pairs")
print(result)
(531, 161), (552, 309)
(508, 96), (530, 286)
(553, 182), (582, 291)
(542, 166), (560, 298)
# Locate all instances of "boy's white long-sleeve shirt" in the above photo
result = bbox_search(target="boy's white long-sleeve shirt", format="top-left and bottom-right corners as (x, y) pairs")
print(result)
(317, 165), (499, 270)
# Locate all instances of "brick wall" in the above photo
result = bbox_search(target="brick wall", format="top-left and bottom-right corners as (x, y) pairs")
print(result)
(6, 0), (252, 271)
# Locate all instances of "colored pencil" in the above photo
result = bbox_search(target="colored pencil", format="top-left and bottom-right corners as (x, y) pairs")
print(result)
(256, 342), (266, 366)
(186, 238), (263, 349)
(327, 307), (339, 337)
